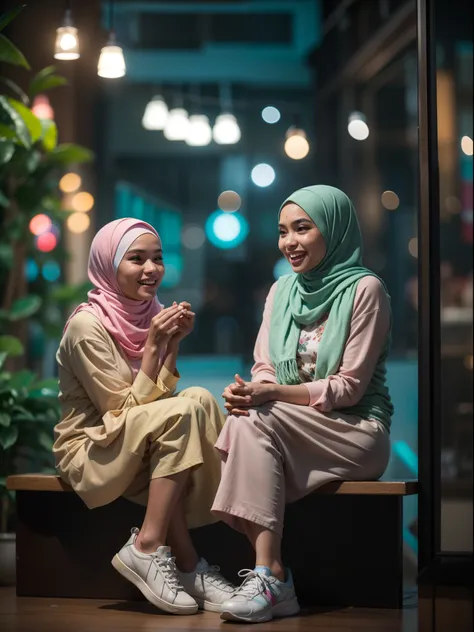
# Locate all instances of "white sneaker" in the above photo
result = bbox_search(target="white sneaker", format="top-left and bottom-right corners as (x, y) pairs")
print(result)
(112, 528), (198, 615)
(220, 566), (300, 623)
(178, 558), (236, 612)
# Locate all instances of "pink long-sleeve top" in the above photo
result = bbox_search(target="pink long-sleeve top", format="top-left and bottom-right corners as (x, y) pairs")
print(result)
(251, 275), (391, 413)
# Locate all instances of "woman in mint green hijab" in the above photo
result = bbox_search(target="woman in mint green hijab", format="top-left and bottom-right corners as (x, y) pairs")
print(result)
(213, 185), (393, 624)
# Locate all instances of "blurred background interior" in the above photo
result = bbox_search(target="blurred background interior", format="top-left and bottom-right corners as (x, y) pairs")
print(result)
(0, 0), (472, 582)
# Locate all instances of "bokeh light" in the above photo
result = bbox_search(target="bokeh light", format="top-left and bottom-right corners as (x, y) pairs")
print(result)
(461, 135), (473, 156)
(182, 224), (206, 250)
(381, 191), (400, 210)
(262, 106), (281, 124)
(348, 111), (370, 141)
(161, 253), (183, 288)
(29, 214), (52, 236)
(284, 129), (310, 160)
(251, 163), (275, 187)
(218, 190), (242, 212)
(42, 260), (61, 282)
(36, 232), (57, 253)
(59, 172), (82, 193)
(273, 257), (294, 280)
(67, 212), (91, 234)
(25, 259), (39, 282)
(205, 211), (249, 249)
(408, 237), (418, 258)
(72, 191), (94, 212)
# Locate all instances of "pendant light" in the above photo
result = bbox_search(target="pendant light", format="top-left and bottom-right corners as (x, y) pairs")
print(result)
(54, 1), (80, 60)
(97, 0), (126, 79)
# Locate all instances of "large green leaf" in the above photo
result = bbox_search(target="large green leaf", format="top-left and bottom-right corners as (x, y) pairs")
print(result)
(7, 98), (41, 144)
(38, 430), (54, 451)
(0, 77), (29, 104)
(9, 370), (36, 390)
(0, 335), (24, 356)
(9, 295), (42, 321)
(0, 96), (30, 148)
(0, 140), (14, 164)
(48, 143), (94, 165)
(0, 189), (9, 207)
(0, 353), (7, 370)
(0, 412), (11, 428)
(40, 119), (57, 152)
(0, 243), (13, 267)
(0, 6), (25, 32)
(0, 33), (29, 69)
(0, 424), (19, 450)
(29, 67), (67, 99)
(32, 378), (59, 392)
(0, 123), (17, 142)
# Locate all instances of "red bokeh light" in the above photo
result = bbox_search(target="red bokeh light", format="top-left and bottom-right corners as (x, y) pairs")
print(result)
(29, 214), (52, 236)
(36, 232), (57, 253)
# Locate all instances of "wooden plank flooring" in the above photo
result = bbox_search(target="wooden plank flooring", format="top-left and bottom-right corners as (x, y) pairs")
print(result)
(0, 588), (417, 632)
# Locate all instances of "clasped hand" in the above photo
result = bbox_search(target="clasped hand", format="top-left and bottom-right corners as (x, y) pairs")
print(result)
(147, 301), (195, 349)
(221, 374), (273, 416)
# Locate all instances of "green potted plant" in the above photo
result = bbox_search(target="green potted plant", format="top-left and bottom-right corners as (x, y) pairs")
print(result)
(0, 5), (93, 584)
(0, 334), (59, 584)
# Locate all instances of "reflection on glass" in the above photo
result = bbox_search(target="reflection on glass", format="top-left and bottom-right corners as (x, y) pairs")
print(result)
(436, 0), (473, 553)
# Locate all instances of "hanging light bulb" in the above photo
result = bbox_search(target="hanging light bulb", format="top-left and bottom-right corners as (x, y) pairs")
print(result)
(213, 113), (241, 145)
(163, 108), (190, 141)
(98, 35), (126, 78)
(54, 6), (80, 60)
(284, 128), (310, 160)
(348, 111), (370, 140)
(98, 2), (126, 79)
(186, 114), (212, 146)
(142, 96), (168, 130)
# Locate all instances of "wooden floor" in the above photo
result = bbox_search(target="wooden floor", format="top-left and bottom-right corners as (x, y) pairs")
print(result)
(0, 588), (417, 632)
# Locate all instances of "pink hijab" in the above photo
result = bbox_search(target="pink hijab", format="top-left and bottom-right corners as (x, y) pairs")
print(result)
(65, 218), (162, 362)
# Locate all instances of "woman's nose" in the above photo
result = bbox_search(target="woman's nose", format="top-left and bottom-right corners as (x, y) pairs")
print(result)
(143, 259), (155, 273)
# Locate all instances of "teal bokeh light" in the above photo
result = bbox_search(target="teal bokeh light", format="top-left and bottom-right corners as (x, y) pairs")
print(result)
(161, 252), (183, 288)
(273, 257), (294, 280)
(25, 259), (39, 282)
(42, 260), (61, 282)
(205, 211), (249, 250)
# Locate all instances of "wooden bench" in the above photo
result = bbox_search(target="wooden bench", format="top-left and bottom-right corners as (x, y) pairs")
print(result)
(7, 474), (418, 609)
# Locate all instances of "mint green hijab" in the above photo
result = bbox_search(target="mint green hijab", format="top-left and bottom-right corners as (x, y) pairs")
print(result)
(269, 185), (393, 428)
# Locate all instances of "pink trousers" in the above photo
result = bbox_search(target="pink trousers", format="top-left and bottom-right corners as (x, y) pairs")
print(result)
(211, 401), (390, 536)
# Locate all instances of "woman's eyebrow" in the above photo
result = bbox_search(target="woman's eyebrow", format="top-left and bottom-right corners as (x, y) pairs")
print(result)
(278, 218), (313, 228)
(126, 248), (163, 254)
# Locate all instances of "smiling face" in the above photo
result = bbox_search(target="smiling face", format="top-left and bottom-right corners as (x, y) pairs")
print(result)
(117, 233), (165, 300)
(278, 203), (327, 273)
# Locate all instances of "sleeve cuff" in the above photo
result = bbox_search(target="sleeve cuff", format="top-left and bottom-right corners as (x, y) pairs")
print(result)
(158, 364), (180, 393)
(132, 369), (168, 405)
(302, 381), (327, 408)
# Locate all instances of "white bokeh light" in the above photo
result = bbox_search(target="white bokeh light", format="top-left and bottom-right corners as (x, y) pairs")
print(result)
(142, 96), (168, 130)
(262, 106), (281, 124)
(348, 112), (370, 141)
(213, 113), (241, 144)
(186, 115), (212, 146)
(164, 108), (190, 141)
(251, 163), (275, 187)
(213, 213), (241, 242)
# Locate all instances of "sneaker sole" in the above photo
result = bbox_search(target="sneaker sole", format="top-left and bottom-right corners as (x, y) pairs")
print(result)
(220, 598), (300, 623)
(193, 597), (224, 613)
(111, 554), (198, 615)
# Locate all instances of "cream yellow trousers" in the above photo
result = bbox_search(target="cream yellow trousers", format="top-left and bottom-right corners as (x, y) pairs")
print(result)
(62, 387), (225, 529)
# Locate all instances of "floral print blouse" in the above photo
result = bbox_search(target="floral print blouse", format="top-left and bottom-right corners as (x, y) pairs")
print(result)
(296, 314), (329, 381)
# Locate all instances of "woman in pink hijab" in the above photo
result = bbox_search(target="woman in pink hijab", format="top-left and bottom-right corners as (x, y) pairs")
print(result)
(54, 218), (235, 616)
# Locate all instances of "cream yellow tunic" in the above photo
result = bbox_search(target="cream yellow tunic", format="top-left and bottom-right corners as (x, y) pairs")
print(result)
(54, 311), (225, 529)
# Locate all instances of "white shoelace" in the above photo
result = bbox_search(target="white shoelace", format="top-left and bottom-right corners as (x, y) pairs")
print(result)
(233, 569), (269, 598)
(203, 565), (236, 590)
(152, 555), (185, 591)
